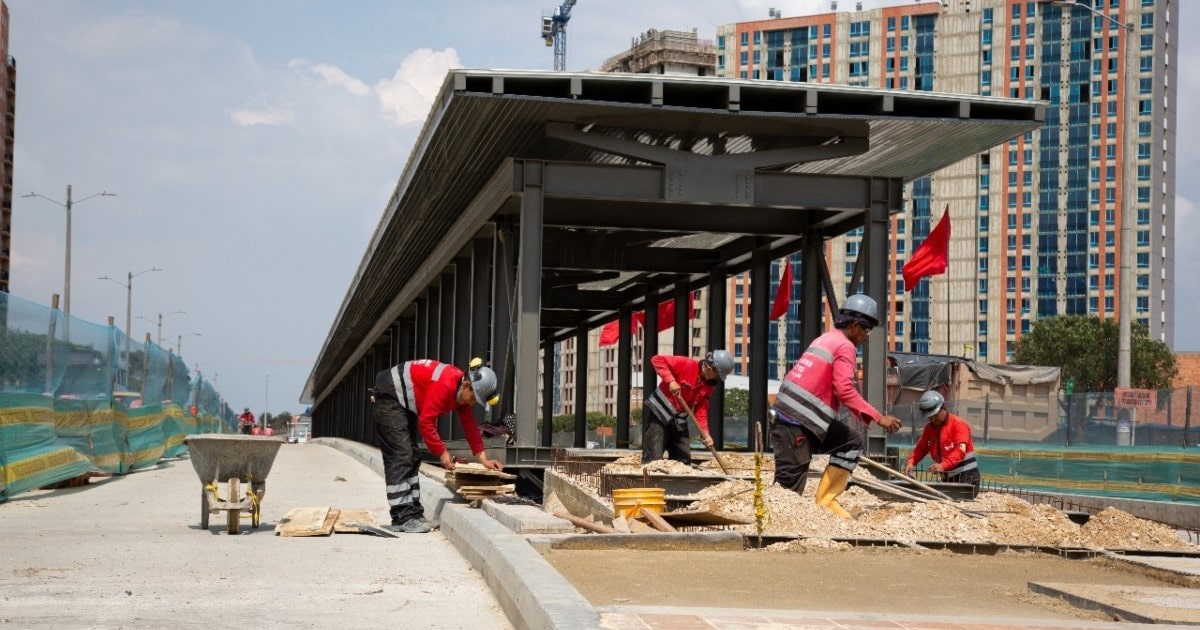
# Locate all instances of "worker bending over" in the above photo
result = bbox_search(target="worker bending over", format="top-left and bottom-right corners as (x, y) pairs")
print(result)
(371, 358), (503, 533)
(904, 390), (980, 496)
(770, 294), (902, 518)
(643, 350), (733, 465)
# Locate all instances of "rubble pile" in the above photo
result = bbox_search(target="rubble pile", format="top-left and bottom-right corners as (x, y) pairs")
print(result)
(681, 477), (1196, 552)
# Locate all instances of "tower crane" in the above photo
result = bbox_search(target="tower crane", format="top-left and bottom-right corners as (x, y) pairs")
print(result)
(540, 0), (578, 71)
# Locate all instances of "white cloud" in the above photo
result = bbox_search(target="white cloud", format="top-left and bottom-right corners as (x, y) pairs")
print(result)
(374, 48), (461, 126)
(229, 107), (295, 127)
(309, 63), (371, 97)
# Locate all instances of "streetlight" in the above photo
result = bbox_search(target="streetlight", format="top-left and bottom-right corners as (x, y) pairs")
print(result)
(136, 309), (185, 346)
(22, 185), (116, 318)
(1044, 0), (1136, 389)
(99, 268), (162, 356)
(177, 331), (202, 358)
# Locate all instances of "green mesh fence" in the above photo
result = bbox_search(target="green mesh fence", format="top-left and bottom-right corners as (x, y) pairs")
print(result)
(0, 292), (234, 501)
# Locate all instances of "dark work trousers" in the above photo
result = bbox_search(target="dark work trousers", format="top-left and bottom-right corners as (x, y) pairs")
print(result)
(771, 417), (863, 496)
(642, 408), (692, 464)
(372, 397), (424, 525)
(945, 469), (982, 498)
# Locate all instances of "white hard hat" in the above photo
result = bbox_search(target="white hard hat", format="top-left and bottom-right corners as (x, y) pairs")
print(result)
(917, 390), (945, 418)
(467, 358), (500, 406)
(841, 293), (880, 327)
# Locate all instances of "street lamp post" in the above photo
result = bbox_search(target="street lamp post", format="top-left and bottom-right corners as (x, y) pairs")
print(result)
(1045, 0), (1135, 389)
(99, 268), (162, 356)
(177, 332), (201, 358)
(137, 309), (184, 346)
(22, 186), (116, 318)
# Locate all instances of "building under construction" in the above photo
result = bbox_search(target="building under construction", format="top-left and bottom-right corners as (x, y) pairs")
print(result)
(599, 28), (716, 76)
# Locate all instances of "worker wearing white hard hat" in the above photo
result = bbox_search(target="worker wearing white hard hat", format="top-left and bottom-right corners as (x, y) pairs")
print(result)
(370, 358), (503, 533)
(642, 349), (732, 465)
(770, 293), (903, 519)
(904, 389), (980, 495)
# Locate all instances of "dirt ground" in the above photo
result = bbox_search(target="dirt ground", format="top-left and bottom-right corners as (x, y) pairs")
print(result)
(543, 546), (1174, 621)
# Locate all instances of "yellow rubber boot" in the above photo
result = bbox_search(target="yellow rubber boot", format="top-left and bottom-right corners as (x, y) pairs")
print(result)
(815, 466), (853, 519)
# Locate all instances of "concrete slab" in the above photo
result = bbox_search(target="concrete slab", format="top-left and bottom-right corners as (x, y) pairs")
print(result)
(1030, 582), (1200, 625)
(483, 500), (575, 534)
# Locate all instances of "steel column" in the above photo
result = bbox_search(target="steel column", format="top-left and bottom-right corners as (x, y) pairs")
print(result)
(801, 229), (827, 346)
(706, 268), (727, 450)
(673, 281), (689, 356)
(573, 327), (587, 448)
(616, 305), (633, 449)
(542, 340), (554, 447)
(513, 163), (545, 447)
(642, 289), (659, 433)
(862, 180), (899, 412)
(471, 235), (492, 360)
(491, 224), (515, 421)
(749, 247), (771, 446)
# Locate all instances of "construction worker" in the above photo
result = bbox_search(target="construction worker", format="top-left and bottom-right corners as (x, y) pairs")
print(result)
(238, 407), (255, 435)
(904, 390), (980, 496)
(643, 349), (733, 465)
(370, 358), (503, 533)
(770, 294), (903, 518)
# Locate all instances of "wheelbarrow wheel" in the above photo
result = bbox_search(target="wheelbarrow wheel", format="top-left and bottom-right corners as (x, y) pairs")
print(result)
(226, 477), (241, 535)
(200, 486), (210, 529)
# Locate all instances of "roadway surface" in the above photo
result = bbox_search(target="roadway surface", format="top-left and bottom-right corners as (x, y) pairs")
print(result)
(0, 442), (510, 629)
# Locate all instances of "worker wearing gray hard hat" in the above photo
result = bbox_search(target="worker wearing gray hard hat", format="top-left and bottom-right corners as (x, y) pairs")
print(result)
(904, 390), (980, 495)
(369, 358), (503, 533)
(770, 294), (903, 518)
(643, 349), (733, 465)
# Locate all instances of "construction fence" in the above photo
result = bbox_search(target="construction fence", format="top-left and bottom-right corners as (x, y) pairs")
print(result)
(0, 292), (236, 502)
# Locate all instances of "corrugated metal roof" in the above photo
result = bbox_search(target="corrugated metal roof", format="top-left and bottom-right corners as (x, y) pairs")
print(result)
(305, 69), (1043, 404)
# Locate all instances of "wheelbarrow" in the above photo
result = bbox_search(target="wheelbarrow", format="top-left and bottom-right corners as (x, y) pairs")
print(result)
(184, 435), (284, 534)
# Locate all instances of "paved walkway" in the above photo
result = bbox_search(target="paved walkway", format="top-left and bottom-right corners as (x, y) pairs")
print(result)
(0, 442), (510, 629)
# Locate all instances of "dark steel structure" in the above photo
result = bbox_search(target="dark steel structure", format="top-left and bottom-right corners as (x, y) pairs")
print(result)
(303, 69), (1043, 464)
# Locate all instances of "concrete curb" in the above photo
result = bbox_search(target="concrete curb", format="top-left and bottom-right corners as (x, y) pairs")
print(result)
(312, 438), (603, 630)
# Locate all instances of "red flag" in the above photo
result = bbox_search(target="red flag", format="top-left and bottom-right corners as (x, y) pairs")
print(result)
(598, 293), (695, 346)
(770, 259), (792, 321)
(902, 205), (951, 290)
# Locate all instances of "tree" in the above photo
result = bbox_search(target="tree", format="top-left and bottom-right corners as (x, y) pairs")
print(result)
(1012, 315), (1177, 392)
(723, 388), (749, 417)
(551, 411), (615, 433)
(268, 411), (293, 435)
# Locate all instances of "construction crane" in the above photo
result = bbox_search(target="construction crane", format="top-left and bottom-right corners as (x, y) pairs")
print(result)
(540, 0), (578, 71)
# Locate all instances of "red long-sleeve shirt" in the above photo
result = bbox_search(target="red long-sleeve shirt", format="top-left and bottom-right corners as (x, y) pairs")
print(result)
(647, 355), (715, 432)
(390, 360), (485, 457)
(907, 412), (975, 472)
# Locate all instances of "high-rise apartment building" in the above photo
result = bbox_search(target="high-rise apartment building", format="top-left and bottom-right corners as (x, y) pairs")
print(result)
(716, 0), (1176, 366)
(0, 1), (13, 294)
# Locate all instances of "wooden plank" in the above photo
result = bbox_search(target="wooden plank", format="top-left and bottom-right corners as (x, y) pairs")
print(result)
(458, 484), (516, 492)
(640, 507), (677, 532)
(275, 507), (334, 537)
(333, 509), (378, 533)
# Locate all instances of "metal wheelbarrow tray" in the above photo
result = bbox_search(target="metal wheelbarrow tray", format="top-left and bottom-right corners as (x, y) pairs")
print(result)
(184, 435), (284, 534)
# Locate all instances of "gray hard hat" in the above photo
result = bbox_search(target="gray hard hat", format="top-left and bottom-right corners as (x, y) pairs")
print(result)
(840, 293), (880, 327)
(467, 358), (500, 406)
(705, 349), (734, 381)
(917, 390), (945, 418)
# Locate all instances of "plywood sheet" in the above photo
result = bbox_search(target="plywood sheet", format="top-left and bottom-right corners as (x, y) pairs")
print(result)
(275, 507), (334, 537)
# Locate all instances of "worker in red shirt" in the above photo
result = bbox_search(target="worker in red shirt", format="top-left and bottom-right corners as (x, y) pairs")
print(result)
(770, 294), (903, 518)
(904, 390), (980, 496)
(238, 408), (255, 435)
(643, 350), (733, 465)
(371, 358), (503, 533)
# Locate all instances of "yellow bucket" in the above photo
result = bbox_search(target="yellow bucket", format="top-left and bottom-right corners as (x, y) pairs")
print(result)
(612, 487), (665, 520)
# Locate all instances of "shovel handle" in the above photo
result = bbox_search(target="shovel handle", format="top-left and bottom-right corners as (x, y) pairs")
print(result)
(674, 393), (731, 475)
(859, 455), (954, 501)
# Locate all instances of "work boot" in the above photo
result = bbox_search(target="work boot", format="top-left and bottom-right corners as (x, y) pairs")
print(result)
(387, 517), (434, 533)
(815, 466), (853, 519)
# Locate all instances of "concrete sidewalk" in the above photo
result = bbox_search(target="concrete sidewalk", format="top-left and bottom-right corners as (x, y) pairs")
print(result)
(0, 441), (511, 629)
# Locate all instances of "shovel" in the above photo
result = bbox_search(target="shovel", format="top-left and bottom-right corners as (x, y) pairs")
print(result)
(674, 393), (731, 475)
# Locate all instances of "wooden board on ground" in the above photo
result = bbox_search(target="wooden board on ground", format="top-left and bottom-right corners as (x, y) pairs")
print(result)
(458, 484), (516, 501)
(333, 509), (378, 533)
(275, 507), (335, 537)
(659, 509), (753, 527)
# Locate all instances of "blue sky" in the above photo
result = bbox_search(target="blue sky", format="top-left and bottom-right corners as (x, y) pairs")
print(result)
(6, 1), (1197, 415)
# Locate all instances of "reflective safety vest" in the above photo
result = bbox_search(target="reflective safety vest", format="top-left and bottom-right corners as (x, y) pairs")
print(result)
(387, 359), (484, 457)
(772, 329), (881, 440)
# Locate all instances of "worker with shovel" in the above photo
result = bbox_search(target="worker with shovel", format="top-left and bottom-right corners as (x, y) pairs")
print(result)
(642, 350), (734, 465)
(770, 294), (903, 518)
(370, 358), (504, 533)
(904, 390), (980, 496)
